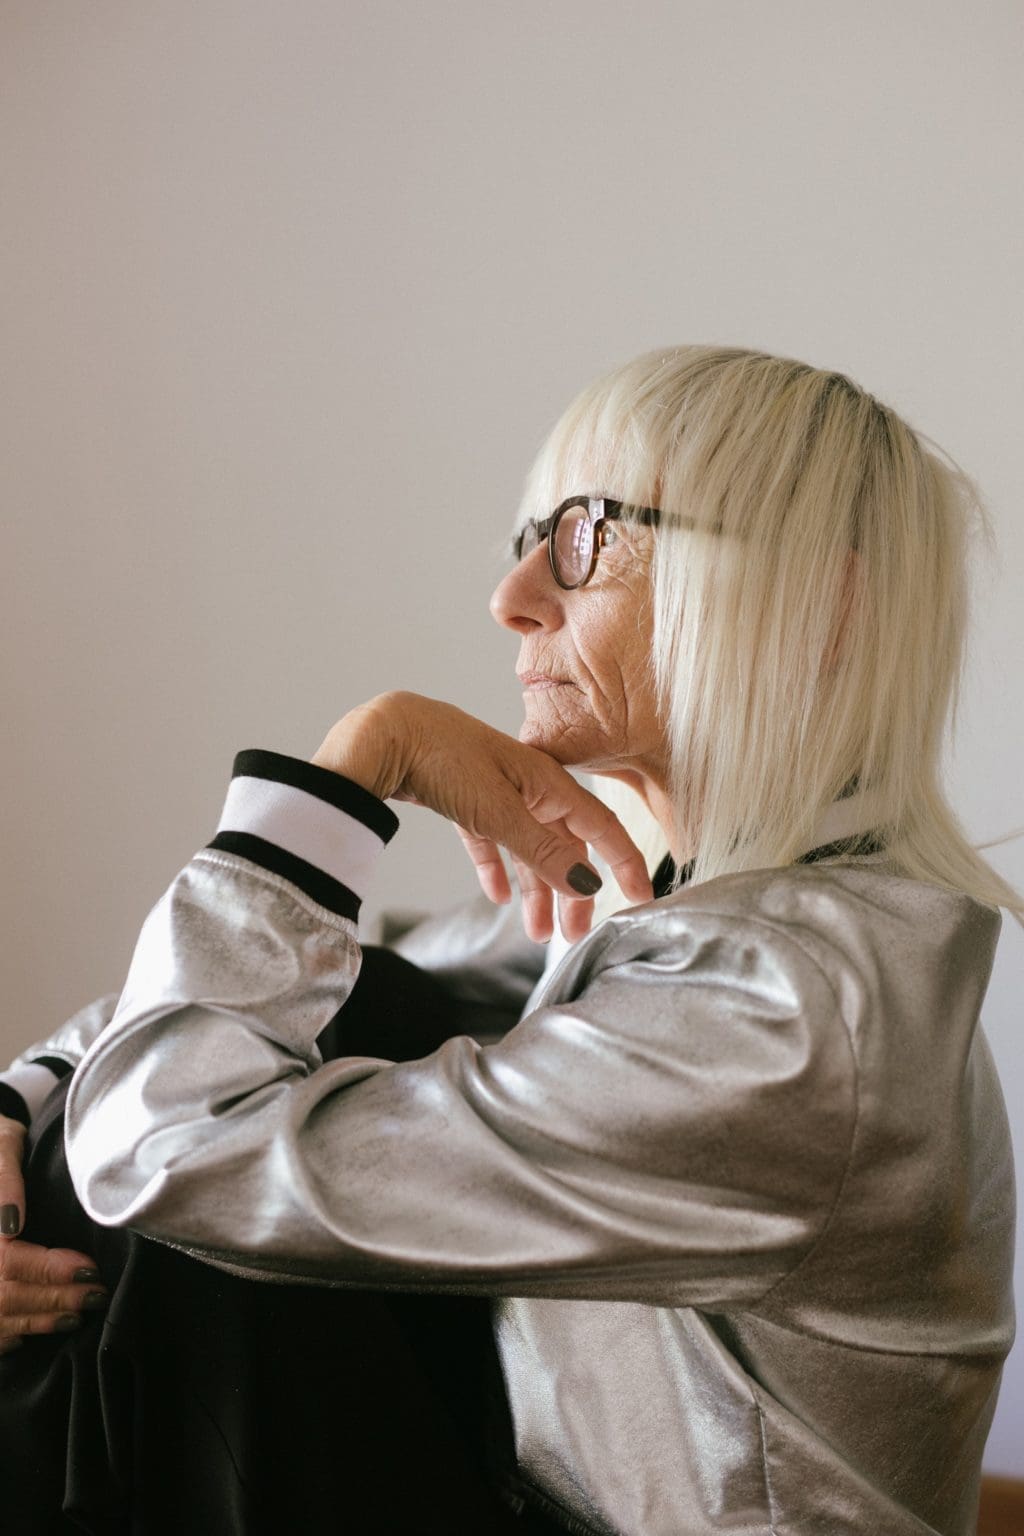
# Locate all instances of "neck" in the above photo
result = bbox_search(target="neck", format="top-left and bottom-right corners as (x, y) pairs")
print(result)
(591, 765), (690, 863)
(594, 768), (888, 871)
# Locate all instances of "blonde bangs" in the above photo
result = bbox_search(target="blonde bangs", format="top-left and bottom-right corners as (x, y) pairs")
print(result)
(513, 349), (719, 530)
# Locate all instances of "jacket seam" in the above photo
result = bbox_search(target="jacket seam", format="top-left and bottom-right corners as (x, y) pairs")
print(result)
(192, 848), (358, 936)
(730, 1306), (1014, 1360)
(754, 1396), (780, 1536)
(528, 923), (623, 1014)
(721, 913), (862, 1311)
(497, 1470), (606, 1536)
(602, 899), (863, 1310)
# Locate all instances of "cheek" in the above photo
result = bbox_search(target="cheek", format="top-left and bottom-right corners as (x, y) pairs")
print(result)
(575, 607), (646, 703)
(581, 599), (660, 738)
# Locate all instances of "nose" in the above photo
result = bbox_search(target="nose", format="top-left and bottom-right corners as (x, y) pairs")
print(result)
(489, 546), (565, 635)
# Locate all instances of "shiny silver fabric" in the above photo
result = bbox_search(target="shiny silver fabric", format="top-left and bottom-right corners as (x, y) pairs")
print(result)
(8, 991), (123, 1078)
(38, 850), (1015, 1534)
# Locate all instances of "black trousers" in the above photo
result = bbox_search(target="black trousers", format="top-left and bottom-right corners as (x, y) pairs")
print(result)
(0, 951), (569, 1536)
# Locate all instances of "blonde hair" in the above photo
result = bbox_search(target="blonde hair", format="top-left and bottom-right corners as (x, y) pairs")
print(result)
(515, 345), (1024, 928)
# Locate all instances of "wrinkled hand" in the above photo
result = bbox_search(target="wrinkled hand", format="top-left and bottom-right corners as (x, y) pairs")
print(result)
(0, 1114), (108, 1352)
(312, 692), (653, 943)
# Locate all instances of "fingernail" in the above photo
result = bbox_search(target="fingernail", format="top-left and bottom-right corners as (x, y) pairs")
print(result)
(567, 863), (602, 896)
(0, 1205), (20, 1237)
(73, 1268), (101, 1283)
(54, 1315), (81, 1332)
(81, 1291), (109, 1311)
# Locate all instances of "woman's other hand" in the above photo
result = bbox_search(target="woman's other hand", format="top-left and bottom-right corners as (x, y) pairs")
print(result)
(312, 692), (653, 943)
(0, 1114), (108, 1352)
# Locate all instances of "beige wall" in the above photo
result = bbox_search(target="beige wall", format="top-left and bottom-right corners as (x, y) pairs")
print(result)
(2, 0), (1022, 1472)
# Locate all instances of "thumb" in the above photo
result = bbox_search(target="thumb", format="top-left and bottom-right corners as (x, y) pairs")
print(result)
(0, 1115), (27, 1238)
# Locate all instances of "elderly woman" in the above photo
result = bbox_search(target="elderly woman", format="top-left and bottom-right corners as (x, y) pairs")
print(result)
(0, 345), (1018, 1535)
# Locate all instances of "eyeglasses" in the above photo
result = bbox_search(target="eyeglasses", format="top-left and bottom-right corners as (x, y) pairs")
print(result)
(511, 496), (664, 590)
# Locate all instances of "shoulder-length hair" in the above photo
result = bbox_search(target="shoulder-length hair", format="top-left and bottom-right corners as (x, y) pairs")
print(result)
(514, 344), (1023, 925)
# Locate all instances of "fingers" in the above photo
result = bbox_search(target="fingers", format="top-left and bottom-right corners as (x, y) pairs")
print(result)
(533, 783), (653, 906)
(399, 701), (655, 930)
(490, 778), (647, 910)
(0, 1114), (27, 1238)
(510, 857), (555, 944)
(0, 1279), (107, 1323)
(456, 827), (590, 945)
(455, 781), (644, 944)
(0, 1241), (103, 1287)
(457, 829), (592, 945)
(482, 783), (594, 900)
(512, 853), (597, 946)
(556, 890), (597, 945)
(0, 1239), (109, 1348)
(454, 827), (513, 905)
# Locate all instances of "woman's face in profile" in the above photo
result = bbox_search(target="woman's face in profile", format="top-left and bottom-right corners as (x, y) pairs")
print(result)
(489, 511), (668, 787)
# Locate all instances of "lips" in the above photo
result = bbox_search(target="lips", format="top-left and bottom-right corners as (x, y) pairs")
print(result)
(517, 671), (575, 689)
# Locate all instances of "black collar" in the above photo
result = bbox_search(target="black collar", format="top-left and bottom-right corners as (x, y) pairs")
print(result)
(652, 830), (887, 899)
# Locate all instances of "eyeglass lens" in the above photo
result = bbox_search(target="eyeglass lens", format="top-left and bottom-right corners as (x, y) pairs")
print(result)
(553, 503), (594, 586)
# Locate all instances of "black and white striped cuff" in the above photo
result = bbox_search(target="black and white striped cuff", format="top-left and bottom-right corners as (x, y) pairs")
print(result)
(206, 749), (400, 921)
(0, 1060), (71, 1127)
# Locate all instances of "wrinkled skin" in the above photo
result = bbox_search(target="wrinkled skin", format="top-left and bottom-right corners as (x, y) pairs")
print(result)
(488, 517), (679, 913)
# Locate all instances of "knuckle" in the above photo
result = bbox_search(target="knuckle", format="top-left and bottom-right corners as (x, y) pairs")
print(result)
(2, 1282), (31, 1316)
(39, 1253), (63, 1285)
(46, 1254), (72, 1286)
(591, 802), (616, 835)
(533, 828), (570, 865)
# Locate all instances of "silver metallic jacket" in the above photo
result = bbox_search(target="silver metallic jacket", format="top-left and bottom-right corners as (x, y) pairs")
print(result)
(8, 753), (1016, 1535)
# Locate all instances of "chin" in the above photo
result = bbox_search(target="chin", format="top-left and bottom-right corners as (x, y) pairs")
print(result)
(518, 718), (567, 757)
(517, 717), (610, 770)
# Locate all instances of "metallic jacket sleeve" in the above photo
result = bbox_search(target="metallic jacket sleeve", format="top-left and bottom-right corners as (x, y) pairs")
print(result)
(390, 892), (546, 1015)
(1, 892), (540, 1137)
(64, 752), (856, 1305)
(0, 994), (122, 1125)
(0, 896), (540, 1127)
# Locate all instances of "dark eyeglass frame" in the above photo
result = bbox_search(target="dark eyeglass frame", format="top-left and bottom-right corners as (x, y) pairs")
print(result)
(512, 496), (664, 591)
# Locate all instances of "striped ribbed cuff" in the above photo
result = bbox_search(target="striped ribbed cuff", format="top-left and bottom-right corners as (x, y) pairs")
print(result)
(0, 1062), (66, 1126)
(206, 750), (400, 921)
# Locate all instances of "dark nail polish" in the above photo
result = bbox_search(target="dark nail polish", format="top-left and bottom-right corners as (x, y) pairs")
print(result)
(0, 1205), (20, 1237)
(54, 1315), (81, 1332)
(81, 1291), (109, 1311)
(73, 1268), (101, 1283)
(567, 863), (602, 896)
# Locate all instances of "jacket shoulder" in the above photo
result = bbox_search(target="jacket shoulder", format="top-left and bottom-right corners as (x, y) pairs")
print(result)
(591, 860), (1002, 1003)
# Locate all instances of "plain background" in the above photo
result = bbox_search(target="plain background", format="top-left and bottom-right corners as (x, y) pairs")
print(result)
(2, 0), (1021, 1475)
